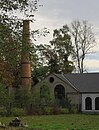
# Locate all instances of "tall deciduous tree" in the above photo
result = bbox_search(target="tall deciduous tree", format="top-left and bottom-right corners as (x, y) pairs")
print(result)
(37, 25), (75, 76)
(70, 20), (96, 73)
(37, 44), (59, 73)
(50, 25), (75, 73)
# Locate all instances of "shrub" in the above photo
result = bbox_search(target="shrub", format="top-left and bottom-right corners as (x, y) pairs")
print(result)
(0, 106), (7, 116)
(26, 107), (44, 115)
(70, 106), (78, 114)
(44, 107), (52, 115)
(52, 106), (61, 115)
(11, 108), (25, 116)
(60, 108), (69, 114)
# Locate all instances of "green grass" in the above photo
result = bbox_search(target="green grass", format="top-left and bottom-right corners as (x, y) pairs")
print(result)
(1, 114), (99, 130)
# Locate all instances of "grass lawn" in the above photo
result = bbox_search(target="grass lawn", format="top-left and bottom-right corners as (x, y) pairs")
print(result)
(0, 114), (99, 130)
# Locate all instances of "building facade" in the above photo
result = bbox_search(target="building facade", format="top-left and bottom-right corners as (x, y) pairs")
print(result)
(34, 73), (99, 113)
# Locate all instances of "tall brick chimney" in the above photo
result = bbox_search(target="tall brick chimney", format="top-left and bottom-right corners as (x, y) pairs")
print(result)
(21, 20), (31, 90)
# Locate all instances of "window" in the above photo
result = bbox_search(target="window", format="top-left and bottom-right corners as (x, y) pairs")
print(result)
(54, 85), (65, 99)
(49, 77), (54, 83)
(95, 97), (99, 110)
(85, 97), (92, 110)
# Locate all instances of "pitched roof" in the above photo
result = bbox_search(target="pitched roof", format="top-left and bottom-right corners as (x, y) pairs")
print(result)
(55, 73), (99, 93)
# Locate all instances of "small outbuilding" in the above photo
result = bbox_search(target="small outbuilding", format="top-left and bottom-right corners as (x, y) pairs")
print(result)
(33, 73), (99, 113)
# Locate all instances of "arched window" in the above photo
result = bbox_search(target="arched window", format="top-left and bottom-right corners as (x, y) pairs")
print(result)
(54, 85), (65, 100)
(95, 97), (99, 110)
(85, 97), (92, 110)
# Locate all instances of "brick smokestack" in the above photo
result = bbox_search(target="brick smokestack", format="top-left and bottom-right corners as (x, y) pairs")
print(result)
(21, 20), (31, 90)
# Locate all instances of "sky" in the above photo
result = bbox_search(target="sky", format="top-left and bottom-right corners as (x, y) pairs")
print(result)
(31, 0), (99, 72)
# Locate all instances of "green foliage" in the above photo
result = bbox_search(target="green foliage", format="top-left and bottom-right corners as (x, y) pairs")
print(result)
(43, 104), (76, 115)
(0, 0), (40, 88)
(51, 106), (69, 115)
(0, 107), (7, 116)
(37, 25), (75, 74)
(65, 95), (72, 111)
(13, 87), (31, 108)
(0, 0), (39, 16)
(27, 107), (44, 115)
(31, 88), (40, 108)
(19, 87), (31, 107)
(31, 66), (49, 85)
(52, 106), (61, 115)
(0, 83), (78, 116)
(70, 106), (78, 114)
(0, 83), (10, 106)
(11, 107), (25, 116)
(44, 107), (52, 115)
(40, 83), (51, 108)
(0, 22), (20, 87)
(48, 53), (60, 73)
(60, 108), (69, 114)
(44, 106), (69, 115)
(0, 83), (15, 116)
(50, 25), (75, 73)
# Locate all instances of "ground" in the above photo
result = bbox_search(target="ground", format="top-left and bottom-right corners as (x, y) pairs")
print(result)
(0, 114), (99, 130)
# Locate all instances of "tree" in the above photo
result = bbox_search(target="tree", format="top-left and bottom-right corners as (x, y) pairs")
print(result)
(0, 0), (39, 18)
(0, 0), (39, 35)
(70, 20), (96, 73)
(31, 66), (49, 85)
(0, 22), (20, 87)
(0, 0), (40, 87)
(0, 83), (9, 106)
(37, 44), (60, 73)
(49, 25), (75, 73)
(0, 82), (14, 115)
(40, 84), (51, 108)
(37, 25), (75, 75)
(13, 87), (31, 108)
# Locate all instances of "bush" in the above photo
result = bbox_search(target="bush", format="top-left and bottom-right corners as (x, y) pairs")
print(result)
(11, 108), (26, 116)
(0, 106), (7, 116)
(44, 107), (52, 115)
(26, 107), (44, 115)
(60, 108), (69, 114)
(70, 106), (78, 114)
(52, 106), (61, 115)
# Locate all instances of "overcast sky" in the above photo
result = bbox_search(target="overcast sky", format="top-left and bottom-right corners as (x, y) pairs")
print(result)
(31, 0), (99, 72)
